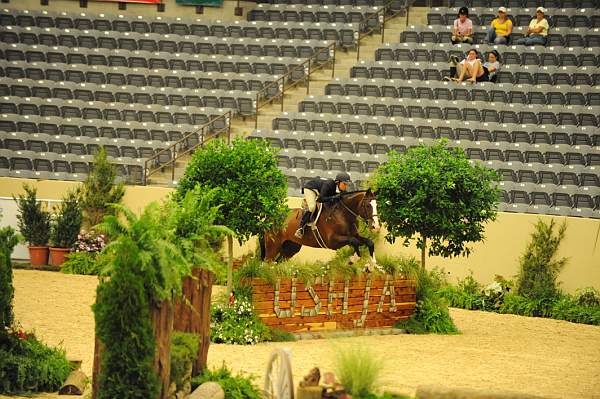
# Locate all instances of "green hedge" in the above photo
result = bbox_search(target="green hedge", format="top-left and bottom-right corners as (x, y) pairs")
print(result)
(170, 332), (200, 391)
(0, 334), (73, 394)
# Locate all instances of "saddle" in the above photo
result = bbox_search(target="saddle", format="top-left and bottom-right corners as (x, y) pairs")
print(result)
(301, 199), (324, 230)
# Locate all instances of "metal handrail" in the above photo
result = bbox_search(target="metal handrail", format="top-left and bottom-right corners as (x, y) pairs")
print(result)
(254, 41), (337, 129)
(142, 111), (232, 185)
(356, 0), (410, 61)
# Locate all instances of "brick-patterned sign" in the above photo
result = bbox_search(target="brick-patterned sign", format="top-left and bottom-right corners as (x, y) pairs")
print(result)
(248, 276), (416, 332)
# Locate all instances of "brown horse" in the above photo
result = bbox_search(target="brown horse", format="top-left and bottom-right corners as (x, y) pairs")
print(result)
(260, 190), (379, 265)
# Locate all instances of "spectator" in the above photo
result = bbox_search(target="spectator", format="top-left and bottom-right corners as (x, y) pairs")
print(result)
(483, 50), (501, 82)
(515, 7), (549, 46)
(451, 7), (473, 44)
(447, 49), (499, 83)
(486, 7), (513, 45)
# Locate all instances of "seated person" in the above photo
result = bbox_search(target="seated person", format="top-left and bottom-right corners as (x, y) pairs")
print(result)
(486, 7), (512, 45)
(515, 7), (549, 46)
(483, 50), (501, 82)
(447, 49), (499, 83)
(451, 7), (473, 44)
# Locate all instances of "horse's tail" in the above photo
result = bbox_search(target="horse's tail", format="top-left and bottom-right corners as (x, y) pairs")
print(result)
(259, 234), (266, 261)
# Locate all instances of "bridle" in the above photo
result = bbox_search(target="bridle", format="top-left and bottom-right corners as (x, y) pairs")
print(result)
(339, 192), (375, 228)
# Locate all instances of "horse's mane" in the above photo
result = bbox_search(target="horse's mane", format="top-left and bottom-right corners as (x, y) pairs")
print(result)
(339, 190), (370, 198)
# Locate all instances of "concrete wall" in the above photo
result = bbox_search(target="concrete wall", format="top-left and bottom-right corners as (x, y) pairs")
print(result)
(4, 0), (256, 21)
(2, 177), (598, 293)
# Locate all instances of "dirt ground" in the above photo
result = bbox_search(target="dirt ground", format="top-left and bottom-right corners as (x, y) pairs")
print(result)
(3, 269), (600, 399)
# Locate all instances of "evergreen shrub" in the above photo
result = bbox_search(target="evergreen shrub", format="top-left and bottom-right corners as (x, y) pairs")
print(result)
(14, 185), (51, 246)
(170, 332), (200, 391)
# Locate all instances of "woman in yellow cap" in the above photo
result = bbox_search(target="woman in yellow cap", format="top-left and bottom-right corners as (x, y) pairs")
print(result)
(486, 7), (513, 45)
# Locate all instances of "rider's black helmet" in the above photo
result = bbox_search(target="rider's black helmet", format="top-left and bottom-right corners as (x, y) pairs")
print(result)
(335, 172), (351, 183)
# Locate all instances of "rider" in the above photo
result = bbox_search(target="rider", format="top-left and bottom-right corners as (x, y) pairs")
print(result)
(294, 172), (352, 239)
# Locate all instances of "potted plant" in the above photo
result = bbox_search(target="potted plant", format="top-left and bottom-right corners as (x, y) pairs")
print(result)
(14, 184), (51, 267)
(49, 190), (83, 267)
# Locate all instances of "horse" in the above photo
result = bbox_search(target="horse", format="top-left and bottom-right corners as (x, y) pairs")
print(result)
(259, 190), (379, 267)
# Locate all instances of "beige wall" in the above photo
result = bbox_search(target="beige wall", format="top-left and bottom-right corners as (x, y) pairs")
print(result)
(2, 177), (598, 293)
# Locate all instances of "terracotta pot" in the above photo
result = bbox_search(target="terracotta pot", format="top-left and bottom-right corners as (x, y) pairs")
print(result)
(29, 246), (49, 267)
(49, 247), (71, 267)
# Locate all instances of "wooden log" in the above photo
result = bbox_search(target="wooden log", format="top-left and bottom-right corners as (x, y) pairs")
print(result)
(151, 299), (174, 399)
(174, 268), (215, 375)
(297, 386), (324, 399)
(415, 385), (551, 399)
(91, 337), (103, 399)
(59, 370), (88, 395)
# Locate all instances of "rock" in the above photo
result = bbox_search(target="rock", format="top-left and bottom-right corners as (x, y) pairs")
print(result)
(186, 382), (225, 399)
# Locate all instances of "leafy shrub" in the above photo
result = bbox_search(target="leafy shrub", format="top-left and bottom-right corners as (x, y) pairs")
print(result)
(170, 332), (200, 391)
(50, 190), (82, 248)
(61, 252), (103, 275)
(210, 297), (270, 345)
(516, 219), (567, 303)
(169, 187), (231, 280)
(499, 293), (554, 317)
(394, 257), (458, 334)
(551, 295), (600, 325)
(334, 347), (383, 397)
(268, 328), (296, 342)
(438, 274), (484, 310)
(0, 332), (73, 394)
(575, 287), (600, 307)
(14, 184), (51, 246)
(190, 364), (261, 399)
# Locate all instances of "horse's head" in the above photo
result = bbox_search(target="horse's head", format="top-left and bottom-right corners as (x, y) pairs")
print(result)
(342, 189), (379, 231)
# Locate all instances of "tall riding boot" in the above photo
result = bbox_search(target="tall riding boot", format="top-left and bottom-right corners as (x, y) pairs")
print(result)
(294, 210), (311, 238)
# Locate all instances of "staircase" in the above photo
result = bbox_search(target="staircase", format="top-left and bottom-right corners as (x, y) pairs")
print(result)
(146, 7), (430, 186)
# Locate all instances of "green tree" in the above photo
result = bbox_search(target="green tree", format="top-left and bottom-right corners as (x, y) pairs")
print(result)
(13, 185), (51, 246)
(373, 141), (499, 268)
(50, 190), (83, 248)
(0, 218), (20, 341)
(81, 147), (125, 228)
(94, 202), (190, 399)
(516, 219), (567, 302)
(176, 138), (288, 292)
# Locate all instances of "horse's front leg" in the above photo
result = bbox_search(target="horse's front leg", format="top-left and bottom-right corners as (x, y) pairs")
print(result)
(356, 236), (380, 272)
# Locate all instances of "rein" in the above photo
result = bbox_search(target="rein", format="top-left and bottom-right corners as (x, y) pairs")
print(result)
(339, 195), (371, 225)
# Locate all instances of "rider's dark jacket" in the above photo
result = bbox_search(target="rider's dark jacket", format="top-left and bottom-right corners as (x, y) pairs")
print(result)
(302, 178), (339, 202)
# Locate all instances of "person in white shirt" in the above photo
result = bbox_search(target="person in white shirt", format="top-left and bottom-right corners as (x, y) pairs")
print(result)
(447, 49), (501, 84)
(515, 7), (549, 46)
